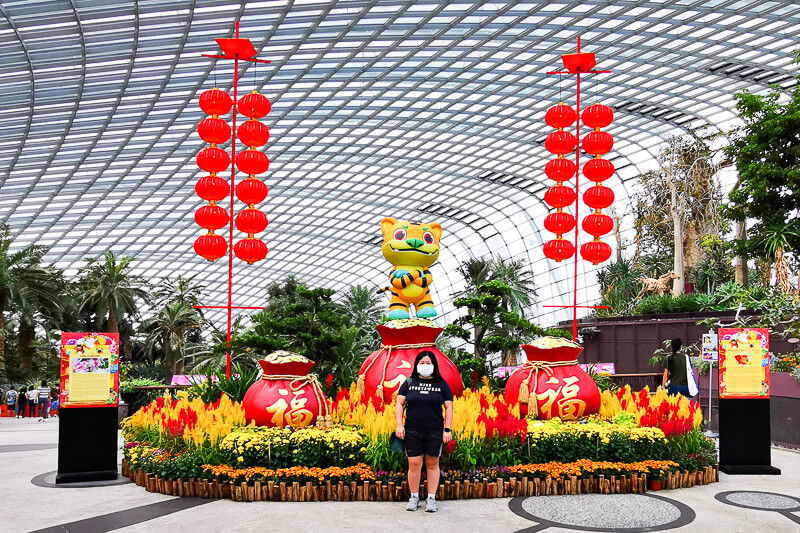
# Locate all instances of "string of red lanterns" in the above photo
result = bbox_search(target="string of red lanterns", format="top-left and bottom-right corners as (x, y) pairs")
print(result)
(542, 101), (616, 266)
(580, 103), (615, 265)
(543, 102), (578, 262)
(193, 88), (271, 265)
(194, 88), (233, 261)
(233, 91), (271, 264)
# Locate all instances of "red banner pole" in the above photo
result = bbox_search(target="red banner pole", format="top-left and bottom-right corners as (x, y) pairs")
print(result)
(226, 20), (240, 380)
(571, 36), (582, 342)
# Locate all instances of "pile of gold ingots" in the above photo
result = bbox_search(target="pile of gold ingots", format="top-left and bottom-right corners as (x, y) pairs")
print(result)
(262, 350), (311, 363)
(528, 336), (581, 349)
(383, 318), (437, 329)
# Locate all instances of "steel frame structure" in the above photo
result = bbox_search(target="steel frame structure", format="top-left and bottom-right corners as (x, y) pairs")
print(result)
(0, 0), (798, 332)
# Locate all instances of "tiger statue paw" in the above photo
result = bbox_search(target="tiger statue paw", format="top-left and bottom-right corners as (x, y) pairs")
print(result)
(379, 217), (442, 319)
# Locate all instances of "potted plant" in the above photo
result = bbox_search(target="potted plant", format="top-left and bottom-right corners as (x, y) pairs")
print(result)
(648, 467), (666, 491)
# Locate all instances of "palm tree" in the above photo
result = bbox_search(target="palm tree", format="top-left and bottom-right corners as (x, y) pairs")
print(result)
(340, 285), (381, 350)
(140, 302), (205, 381)
(0, 224), (52, 374)
(153, 274), (205, 309)
(491, 257), (538, 316)
(15, 268), (67, 370)
(78, 251), (150, 334)
(755, 221), (799, 295)
(453, 257), (494, 299)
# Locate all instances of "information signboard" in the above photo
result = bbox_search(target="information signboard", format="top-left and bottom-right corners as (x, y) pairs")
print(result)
(59, 333), (120, 407)
(718, 328), (769, 399)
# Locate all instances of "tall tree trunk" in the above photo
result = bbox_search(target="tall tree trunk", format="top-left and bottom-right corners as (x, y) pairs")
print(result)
(775, 247), (794, 295)
(107, 306), (119, 334)
(683, 222), (702, 287)
(670, 180), (685, 296)
(19, 321), (36, 370)
(734, 220), (749, 286)
(613, 212), (623, 262)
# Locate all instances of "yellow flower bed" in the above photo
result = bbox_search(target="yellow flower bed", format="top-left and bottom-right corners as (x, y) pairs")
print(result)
(527, 419), (667, 445)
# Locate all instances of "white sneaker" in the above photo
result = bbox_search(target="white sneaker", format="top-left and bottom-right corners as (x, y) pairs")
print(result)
(425, 497), (438, 513)
(406, 495), (419, 511)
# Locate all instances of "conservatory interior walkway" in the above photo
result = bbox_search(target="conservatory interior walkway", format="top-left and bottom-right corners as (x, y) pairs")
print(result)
(2, 418), (798, 533)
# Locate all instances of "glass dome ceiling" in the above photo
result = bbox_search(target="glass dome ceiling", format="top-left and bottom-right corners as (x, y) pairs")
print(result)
(0, 0), (797, 327)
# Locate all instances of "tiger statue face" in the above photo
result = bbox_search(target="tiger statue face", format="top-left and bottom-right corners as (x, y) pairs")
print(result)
(380, 217), (442, 268)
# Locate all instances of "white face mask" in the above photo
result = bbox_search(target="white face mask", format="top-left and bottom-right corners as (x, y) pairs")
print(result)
(417, 363), (434, 377)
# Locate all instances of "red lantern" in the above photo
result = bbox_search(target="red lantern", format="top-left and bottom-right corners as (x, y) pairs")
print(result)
(243, 353), (328, 427)
(238, 91), (271, 118)
(582, 213), (614, 237)
(583, 185), (615, 209)
(583, 158), (614, 182)
(236, 177), (268, 205)
(545, 103), (577, 129)
(545, 158), (577, 181)
(197, 117), (231, 145)
(543, 238), (575, 262)
(194, 233), (227, 261)
(581, 240), (612, 265)
(237, 119), (270, 147)
(199, 88), (233, 116)
(197, 146), (230, 173)
(544, 212), (576, 236)
(235, 208), (268, 234)
(544, 185), (577, 209)
(195, 175), (230, 203)
(195, 204), (229, 230)
(582, 103), (614, 129)
(505, 342), (601, 419)
(234, 237), (267, 264)
(545, 131), (578, 155)
(358, 323), (463, 404)
(582, 131), (614, 155)
(236, 149), (270, 175)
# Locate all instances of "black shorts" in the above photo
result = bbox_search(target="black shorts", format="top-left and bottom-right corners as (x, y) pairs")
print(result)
(405, 428), (443, 458)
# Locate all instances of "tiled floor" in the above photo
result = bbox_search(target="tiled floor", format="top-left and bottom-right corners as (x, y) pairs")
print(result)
(2, 416), (798, 533)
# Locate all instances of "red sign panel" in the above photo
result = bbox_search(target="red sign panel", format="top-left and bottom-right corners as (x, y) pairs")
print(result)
(60, 333), (120, 408)
(718, 328), (770, 399)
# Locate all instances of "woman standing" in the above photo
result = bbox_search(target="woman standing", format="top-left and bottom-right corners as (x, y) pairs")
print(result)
(662, 338), (691, 397)
(395, 350), (453, 513)
(17, 387), (28, 418)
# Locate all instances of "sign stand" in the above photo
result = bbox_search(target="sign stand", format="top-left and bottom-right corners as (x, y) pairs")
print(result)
(718, 398), (780, 475)
(56, 333), (121, 484)
(717, 328), (780, 475)
(56, 406), (119, 483)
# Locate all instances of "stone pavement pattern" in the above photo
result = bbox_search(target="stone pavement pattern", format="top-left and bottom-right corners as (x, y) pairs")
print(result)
(1, 417), (798, 533)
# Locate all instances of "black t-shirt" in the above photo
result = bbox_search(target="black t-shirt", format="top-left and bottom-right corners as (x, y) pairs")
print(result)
(397, 376), (453, 431)
(663, 352), (688, 387)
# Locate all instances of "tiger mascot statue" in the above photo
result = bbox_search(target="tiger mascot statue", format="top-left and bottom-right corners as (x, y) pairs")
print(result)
(379, 217), (442, 319)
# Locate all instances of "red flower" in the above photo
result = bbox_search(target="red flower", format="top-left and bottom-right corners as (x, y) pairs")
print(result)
(326, 374), (334, 388)
(446, 440), (456, 454)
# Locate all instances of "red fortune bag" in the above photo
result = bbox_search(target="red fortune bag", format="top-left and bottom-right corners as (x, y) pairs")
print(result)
(357, 320), (464, 404)
(504, 337), (601, 420)
(243, 351), (330, 427)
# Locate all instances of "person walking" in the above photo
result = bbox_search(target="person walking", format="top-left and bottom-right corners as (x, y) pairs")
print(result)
(662, 338), (692, 397)
(37, 380), (51, 420)
(395, 350), (453, 513)
(5, 387), (18, 416)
